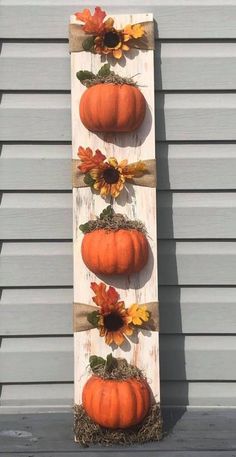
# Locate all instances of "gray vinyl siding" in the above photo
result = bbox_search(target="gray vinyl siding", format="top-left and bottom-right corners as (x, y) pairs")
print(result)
(0, 0), (236, 411)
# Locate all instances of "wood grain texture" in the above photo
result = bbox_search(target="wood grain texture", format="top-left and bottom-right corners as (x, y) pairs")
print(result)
(0, 409), (236, 454)
(2, 287), (236, 336)
(70, 13), (160, 407)
(2, 144), (236, 191)
(0, 335), (236, 383)
(2, 93), (236, 141)
(1, 1), (236, 38)
(2, 191), (236, 239)
(2, 42), (236, 90)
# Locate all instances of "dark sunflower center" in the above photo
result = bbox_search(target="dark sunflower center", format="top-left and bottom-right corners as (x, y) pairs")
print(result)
(104, 312), (124, 331)
(103, 167), (120, 184)
(103, 31), (120, 48)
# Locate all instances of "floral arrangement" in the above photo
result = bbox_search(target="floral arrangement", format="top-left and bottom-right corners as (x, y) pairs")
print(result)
(78, 146), (146, 198)
(74, 6), (145, 59)
(87, 282), (150, 346)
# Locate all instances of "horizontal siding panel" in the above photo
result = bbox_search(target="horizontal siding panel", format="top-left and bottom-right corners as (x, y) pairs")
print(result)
(1, 287), (236, 336)
(1, 382), (236, 408)
(159, 286), (236, 334)
(0, 242), (72, 287)
(0, 383), (73, 407)
(1, 94), (236, 141)
(0, 336), (235, 382)
(161, 382), (236, 407)
(2, 241), (236, 286)
(1, 192), (236, 239)
(0, 145), (71, 191)
(0, 289), (72, 336)
(1, 42), (236, 91)
(1, 144), (236, 191)
(1, 2), (235, 39)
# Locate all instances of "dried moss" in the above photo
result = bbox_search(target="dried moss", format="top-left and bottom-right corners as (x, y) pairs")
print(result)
(74, 403), (163, 447)
(82, 74), (137, 88)
(81, 213), (147, 234)
(91, 357), (144, 380)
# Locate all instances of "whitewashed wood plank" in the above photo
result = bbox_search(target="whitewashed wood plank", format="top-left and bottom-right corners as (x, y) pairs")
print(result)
(2, 242), (236, 286)
(2, 192), (236, 239)
(0, 289), (72, 336)
(2, 93), (236, 141)
(1, 1), (235, 38)
(71, 13), (160, 407)
(1, 287), (236, 336)
(0, 336), (236, 382)
(2, 144), (236, 191)
(2, 43), (236, 90)
(1, 382), (236, 409)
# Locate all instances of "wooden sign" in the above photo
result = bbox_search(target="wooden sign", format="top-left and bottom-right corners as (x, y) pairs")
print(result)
(70, 9), (162, 445)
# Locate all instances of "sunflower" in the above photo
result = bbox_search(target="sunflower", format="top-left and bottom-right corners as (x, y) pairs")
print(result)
(78, 147), (146, 199)
(91, 282), (133, 346)
(75, 7), (145, 59)
(89, 282), (152, 346)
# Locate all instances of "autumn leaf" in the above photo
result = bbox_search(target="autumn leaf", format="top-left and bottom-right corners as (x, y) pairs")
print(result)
(123, 23), (145, 39)
(91, 282), (120, 312)
(75, 6), (107, 34)
(78, 146), (106, 173)
(122, 160), (147, 179)
(127, 304), (150, 326)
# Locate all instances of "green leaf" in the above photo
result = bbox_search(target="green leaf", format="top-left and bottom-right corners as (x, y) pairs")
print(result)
(79, 222), (91, 234)
(87, 311), (100, 328)
(99, 205), (114, 220)
(89, 355), (106, 372)
(97, 63), (111, 78)
(84, 173), (96, 187)
(76, 70), (96, 84)
(106, 353), (117, 371)
(82, 36), (95, 51)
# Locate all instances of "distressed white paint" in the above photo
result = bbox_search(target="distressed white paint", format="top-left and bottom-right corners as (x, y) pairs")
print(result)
(70, 13), (160, 406)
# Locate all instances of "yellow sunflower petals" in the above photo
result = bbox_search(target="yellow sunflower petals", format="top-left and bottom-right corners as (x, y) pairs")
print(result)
(108, 157), (118, 168)
(113, 48), (123, 59)
(122, 44), (130, 51)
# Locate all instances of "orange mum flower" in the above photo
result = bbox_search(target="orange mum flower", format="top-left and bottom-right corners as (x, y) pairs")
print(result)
(78, 147), (146, 198)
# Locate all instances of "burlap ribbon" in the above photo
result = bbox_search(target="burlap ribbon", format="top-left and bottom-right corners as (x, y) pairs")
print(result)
(69, 21), (155, 53)
(72, 158), (156, 188)
(73, 301), (159, 332)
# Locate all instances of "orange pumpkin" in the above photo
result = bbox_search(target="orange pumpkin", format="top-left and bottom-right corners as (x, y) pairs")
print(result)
(82, 375), (150, 429)
(79, 83), (146, 133)
(81, 228), (149, 275)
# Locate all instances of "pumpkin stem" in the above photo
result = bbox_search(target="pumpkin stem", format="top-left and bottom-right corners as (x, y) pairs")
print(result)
(89, 353), (145, 380)
(76, 63), (138, 88)
(79, 205), (147, 234)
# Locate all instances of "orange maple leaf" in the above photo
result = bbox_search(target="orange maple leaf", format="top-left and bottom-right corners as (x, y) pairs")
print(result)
(75, 7), (107, 34)
(78, 146), (106, 173)
(91, 282), (120, 313)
